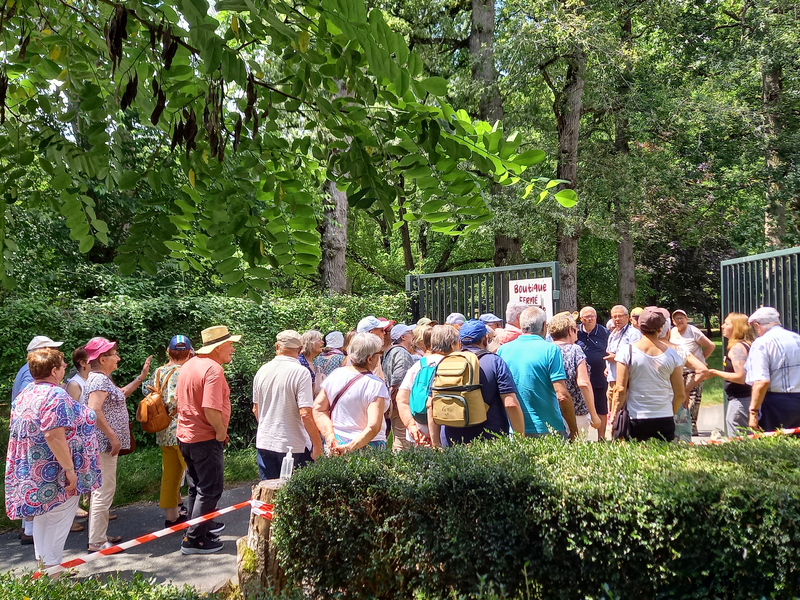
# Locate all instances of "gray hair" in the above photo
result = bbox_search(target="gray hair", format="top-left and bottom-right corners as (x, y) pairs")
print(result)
(505, 301), (530, 326)
(348, 332), (382, 367)
(579, 306), (597, 318)
(301, 330), (323, 356)
(430, 325), (460, 354)
(610, 304), (629, 316)
(520, 306), (547, 335)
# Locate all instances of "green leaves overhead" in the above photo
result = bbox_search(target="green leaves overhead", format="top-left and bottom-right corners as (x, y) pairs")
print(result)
(0, 0), (572, 295)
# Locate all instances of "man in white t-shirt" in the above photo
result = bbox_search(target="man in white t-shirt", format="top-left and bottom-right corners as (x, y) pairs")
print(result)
(252, 330), (323, 480)
(669, 309), (715, 435)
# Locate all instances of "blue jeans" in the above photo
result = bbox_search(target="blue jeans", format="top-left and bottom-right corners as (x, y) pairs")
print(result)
(256, 447), (313, 480)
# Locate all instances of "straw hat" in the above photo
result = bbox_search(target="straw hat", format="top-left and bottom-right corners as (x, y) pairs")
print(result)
(196, 326), (242, 355)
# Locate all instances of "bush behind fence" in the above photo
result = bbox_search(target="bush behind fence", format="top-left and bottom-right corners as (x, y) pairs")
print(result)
(274, 436), (800, 600)
(0, 294), (408, 448)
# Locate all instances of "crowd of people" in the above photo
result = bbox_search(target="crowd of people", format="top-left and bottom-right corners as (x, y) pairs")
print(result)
(5, 303), (799, 566)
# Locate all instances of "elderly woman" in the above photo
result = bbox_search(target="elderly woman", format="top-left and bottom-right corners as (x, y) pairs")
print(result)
(300, 330), (324, 392)
(81, 337), (152, 552)
(549, 313), (601, 439)
(141, 335), (193, 527)
(313, 333), (390, 453)
(5, 348), (101, 574)
(669, 309), (715, 435)
(314, 331), (347, 389)
(612, 307), (685, 442)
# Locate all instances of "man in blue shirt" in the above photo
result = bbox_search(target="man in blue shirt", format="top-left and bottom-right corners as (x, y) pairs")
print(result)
(498, 307), (577, 439)
(444, 320), (524, 444)
(12, 335), (64, 402)
(576, 306), (610, 439)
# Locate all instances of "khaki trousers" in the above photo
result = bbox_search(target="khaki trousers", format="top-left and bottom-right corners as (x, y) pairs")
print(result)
(89, 452), (118, 545)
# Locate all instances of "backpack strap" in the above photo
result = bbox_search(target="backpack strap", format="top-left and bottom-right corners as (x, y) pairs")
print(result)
(473, 349), (490, 360)
(329, 372), (368, 415)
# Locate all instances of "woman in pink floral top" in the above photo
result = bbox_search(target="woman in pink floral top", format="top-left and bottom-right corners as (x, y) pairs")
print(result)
(4, 348), (101, 572)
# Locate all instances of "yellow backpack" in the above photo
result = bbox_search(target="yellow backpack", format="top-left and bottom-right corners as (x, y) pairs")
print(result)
(430, 351), (489, 427)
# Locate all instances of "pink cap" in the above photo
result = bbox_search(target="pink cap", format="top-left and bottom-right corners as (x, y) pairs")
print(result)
(85, 337), (117, 361)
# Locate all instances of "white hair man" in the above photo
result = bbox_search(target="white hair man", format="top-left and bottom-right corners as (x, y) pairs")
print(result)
(252, 330), (323, 481)
(488, 301), (530, 352)
(576, 307), (611, 440)
(497, 307), (578, 439)
(603, 305), (641, 416)
(745, 307), (800, 432)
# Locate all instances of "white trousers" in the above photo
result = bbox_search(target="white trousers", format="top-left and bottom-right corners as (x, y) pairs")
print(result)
(33, 494), (79, 566)
(567, 413), (599, 441)
(89, 452), (118, 545)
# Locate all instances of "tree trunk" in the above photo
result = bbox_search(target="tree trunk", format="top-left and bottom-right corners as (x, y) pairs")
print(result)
(553, 49), (586, 312)
(469, 0), (520, 266)
(398, 190), (415, 271)
(236, 480), (287, 600)
(320, 180), (348, 294)
(762, 65), (784, 248)
(615, 14), (636, 307)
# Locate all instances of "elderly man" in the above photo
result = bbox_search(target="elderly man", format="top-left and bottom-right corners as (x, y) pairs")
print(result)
(488, 301), (530, 352)
(604, 305), (641, 418)
(479, 313), (504, 330)
(383, 323), (417, 450)
(439, 320), (524, 445)
(253, 330), (323, 481)
(497, 307), (577, 439)
(13, 336), (64, 403)
(445, 312), (466, 329)
(745, 307), (800, 432)
(577, 306), (610, 439)
(176, 325), (240, 555)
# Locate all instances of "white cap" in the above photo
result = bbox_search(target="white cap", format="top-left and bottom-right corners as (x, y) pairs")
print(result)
(390, 323), (416, 341)
(357, 316), (381, 333)
(325, 331), (345, 349)
(445, 312), (466, 325)
(748, 307), (781, 325)
(27, 336), (64, 352)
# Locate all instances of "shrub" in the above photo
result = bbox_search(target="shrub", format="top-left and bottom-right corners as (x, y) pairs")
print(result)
(0, 572), (205, 599)
(273, 436), (800, 600)
(0, 293), (408, 448)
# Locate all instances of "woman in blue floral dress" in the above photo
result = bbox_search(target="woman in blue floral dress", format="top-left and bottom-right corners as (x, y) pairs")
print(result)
(5, 348), (101, 572)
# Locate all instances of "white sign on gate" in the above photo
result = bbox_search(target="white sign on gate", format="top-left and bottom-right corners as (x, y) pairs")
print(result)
(508, 277), (554, 318)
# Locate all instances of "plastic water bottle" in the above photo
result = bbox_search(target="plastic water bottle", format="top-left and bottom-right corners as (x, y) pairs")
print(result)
(279, 446), (294, 482)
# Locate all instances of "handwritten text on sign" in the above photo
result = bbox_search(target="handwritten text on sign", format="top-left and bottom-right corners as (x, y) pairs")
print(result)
(508, 277), (554, 317)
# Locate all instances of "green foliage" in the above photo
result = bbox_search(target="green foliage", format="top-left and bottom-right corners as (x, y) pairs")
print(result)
(0, 293), (407, 447)
(0, 573), (206, 600)
(274, 436), (800, 600)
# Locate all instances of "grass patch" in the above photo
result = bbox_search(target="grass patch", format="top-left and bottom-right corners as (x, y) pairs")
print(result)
(701, 338), (725, 406)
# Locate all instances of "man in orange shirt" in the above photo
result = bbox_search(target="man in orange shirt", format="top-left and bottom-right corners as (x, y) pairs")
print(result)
(176, 325), (241, 555)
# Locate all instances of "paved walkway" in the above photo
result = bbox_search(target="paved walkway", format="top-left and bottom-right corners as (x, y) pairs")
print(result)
(0, 482), (257, 593)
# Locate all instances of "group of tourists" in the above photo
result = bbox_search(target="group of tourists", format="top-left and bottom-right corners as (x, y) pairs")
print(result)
(5, 302), (799, 569)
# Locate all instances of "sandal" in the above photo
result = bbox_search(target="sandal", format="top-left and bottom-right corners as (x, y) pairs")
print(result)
(88, 541), (115, 552)
(75, 508), (89, 519)
(70, 521), (84, 532)
(108, 513), (118, 521)
(106, 535), (122, 543)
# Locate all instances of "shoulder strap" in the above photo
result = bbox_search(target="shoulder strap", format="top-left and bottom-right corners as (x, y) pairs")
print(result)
(473, 349), (490, 360)
(329, 372), (368, 415)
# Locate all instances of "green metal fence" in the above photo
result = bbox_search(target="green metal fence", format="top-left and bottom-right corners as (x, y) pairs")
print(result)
(405, 262), (560, 324)
(720, 247), (800, 334)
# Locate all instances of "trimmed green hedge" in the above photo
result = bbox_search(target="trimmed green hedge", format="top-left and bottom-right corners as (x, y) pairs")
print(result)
(0, 294), (408, 447)
(274, 436), (800, 600)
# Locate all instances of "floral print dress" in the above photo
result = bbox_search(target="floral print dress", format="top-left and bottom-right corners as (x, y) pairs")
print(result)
(5, 382), (101, 519)
(557, 343), (590, 416)
(141, 365), (181, 447)
(80, 372), (130, 452)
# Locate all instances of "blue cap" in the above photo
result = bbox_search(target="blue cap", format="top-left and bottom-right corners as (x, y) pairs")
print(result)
(459, 320), (487, 344)
(169, 335), (193, 351)
(479, 313), (503, 324)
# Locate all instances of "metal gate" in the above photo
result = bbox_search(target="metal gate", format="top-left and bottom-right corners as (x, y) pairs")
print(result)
(405, 262), (560, 324)
(721, 247), (800, 334)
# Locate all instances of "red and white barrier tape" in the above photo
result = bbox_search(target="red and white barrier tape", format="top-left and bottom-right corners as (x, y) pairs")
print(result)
(34, 498), (274, 579)
(692, 426), (800, 445)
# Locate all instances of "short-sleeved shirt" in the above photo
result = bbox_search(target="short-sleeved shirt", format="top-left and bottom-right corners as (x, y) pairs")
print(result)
(12, 364), (33, 404)
(321, 368), (390, 443)
(176, 356), (231, 444)
(745, 326), (800, 393)
(555, 342), (589, 416)
(141, 364), (182, 447)
(577, 324), (609, 388)
(6, 382), (101, 519)
(81, 372), (130, 453)
(607, 325), (642, 382)
(616, 344), (683, 419)
(383, 345), (415, 389)
(669, 325), (708, 366)
(497, 335), (567, 435)
(253, 356), (314, 453)
(488, 324), (523, 353)
(444, 346), (518, 444)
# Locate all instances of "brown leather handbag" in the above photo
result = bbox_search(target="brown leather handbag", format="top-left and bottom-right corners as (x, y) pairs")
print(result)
(135, 367), (178, 434)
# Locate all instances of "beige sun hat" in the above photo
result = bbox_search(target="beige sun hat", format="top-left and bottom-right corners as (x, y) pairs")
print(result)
(196, 325), (242, 355)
